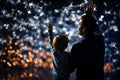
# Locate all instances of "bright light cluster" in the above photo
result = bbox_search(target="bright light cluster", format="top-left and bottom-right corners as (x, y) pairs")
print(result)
(0, 0), (119, 80)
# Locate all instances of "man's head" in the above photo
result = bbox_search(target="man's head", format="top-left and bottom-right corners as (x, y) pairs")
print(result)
(52, 34), (69, 51)
(78, 15), (98, 36)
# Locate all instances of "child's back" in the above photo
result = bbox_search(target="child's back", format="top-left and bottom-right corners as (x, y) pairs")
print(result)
(48, 23), (70, 80)
(52, 51), (69, 80)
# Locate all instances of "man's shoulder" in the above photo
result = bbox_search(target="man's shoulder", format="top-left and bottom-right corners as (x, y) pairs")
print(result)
(94, 31), (104, 38)
(72, 40), (84, 47)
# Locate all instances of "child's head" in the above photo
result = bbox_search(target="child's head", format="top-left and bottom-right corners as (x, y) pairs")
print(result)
(52, 34), (69, 51)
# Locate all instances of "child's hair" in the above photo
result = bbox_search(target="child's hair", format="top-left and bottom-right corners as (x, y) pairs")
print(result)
(52, 34), (69, 51)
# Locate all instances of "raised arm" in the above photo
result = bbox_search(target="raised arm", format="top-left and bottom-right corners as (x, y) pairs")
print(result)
(47, 23), (53, 47)
(84, 2), (96, 15)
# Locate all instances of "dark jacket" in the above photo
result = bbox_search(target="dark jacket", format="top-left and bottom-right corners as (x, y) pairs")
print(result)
(48, 29), (70, 80)
(69, 32), (105, 80)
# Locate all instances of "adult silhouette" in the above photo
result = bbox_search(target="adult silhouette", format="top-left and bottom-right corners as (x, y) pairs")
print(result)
(69, 3), (105, 80)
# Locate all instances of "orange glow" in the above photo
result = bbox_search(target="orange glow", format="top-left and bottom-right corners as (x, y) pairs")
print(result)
(47, 58), (52, 64)
(28, 51), (32, 55)
(104, 62), (112, 72)
(46, 52), (51, 56)
(14, 41), (19, 46)
(35, 50), (39, 54)
(0, 38), (54, 79)
(28, 51), (34, 58)
(23, 72), (27, 77)
(34, 60), (38, 64)
(4, 47), (7, 50)
(21, 60), (25, 64)
(46, 51), (53, 58)
(18, 54), (23, 58)
(3, 39), (7, 43)
(16, 49), (20, 53)
(43, 54), (47, 59)
(9, 46), (12, 49)
(50, 63), (53, 69)
(29, 73), (33, 77)
(26, 59), (30, 63)
(28, 47), (32, 51)
(12, 50), (15, 53)
(43, 62), (48, 68)
(8, 74), (12, 78)
(21, 74), (24, 78)
(23, 63), (28, 68)
(38, 59), (43, 67)
(1, 52), (6, 55)
(34, 74), (39, 78)
(8, 50), (15, 54)
(9, 39), (12, 44)
(3, 60), (6, 63)
(12, 61), (18, 66)
(29, 58), (33, 62)
(7, 62), (12, 67)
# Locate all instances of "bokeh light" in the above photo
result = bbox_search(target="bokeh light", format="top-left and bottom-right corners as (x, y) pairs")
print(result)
(0, 0), (119, 80)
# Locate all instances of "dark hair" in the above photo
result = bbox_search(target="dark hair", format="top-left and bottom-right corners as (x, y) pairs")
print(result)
(52, 34), (69, 51)
(81, 15), (98, 34)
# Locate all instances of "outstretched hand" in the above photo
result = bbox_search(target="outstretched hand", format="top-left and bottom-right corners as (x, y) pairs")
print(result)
(47, 23), (52, 30)
(84, 2), (96, 15)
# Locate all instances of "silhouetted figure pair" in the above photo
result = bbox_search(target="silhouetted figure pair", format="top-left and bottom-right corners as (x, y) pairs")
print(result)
(48, 3), (105, 80)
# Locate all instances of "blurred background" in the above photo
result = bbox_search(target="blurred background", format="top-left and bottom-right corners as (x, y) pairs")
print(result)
(0, 0), (119, 80)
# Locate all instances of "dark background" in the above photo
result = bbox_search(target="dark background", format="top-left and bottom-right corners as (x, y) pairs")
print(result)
(0, 0), (119, 80)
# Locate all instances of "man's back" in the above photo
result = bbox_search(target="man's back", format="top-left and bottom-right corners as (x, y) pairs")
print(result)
(70, 33), (105, 80)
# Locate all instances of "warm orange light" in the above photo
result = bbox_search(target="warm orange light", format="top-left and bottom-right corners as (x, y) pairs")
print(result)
(8, 50), (15, 54)
(24, 63), (28, 68)
(29, 58), (33, 62)
(47, 58), (52, 63)
(21, 60), (25, 64)
(8, 74), (12, 78)
(50, 63), (53, 69)
(35, 50), (39, 54)
(16, 49), (20, 53)
(13, 61), (18, 66)
(42, 62), (48, 68)
(46, 52), (51, 57)
(26, 59), (30, 63)
(23, 72), (27, 77)
(43, 54), (47, 59)
(46, 52), (53, 58)
(9, 46), (12, 49)
(2, 52), (6, 55)
(14, 41), (19, 46)
(28, 47), (32, 51)
(29, 73), (33, 77)
(9, 39), (12, 44)
(38, 59), (43, 67)
(34, 60), (38, 64)
(18, 54), (23, 58)
(3, 39), (7, 43)
(3, 60), (6, 63)
(104, 62), (112, 72)
(20, 74), (24, 78)
(28, 51), (34, 58)
(7, 62), (12, 67)
(4, 47), (7, 50)
(11, 50), (15, 53)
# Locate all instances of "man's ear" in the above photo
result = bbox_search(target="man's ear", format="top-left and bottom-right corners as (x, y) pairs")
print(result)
(82, 26), (86, 32)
